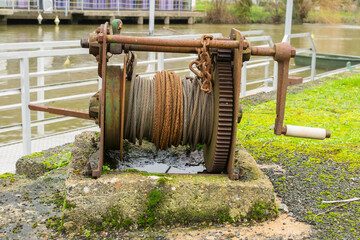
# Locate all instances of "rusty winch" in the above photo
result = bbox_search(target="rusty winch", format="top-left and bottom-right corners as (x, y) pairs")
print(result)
(28, 21), (330, 179)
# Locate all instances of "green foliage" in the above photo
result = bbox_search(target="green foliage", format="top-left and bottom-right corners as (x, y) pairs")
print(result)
(101, 208), (133, 230)
(137, 189), (162, 228)
(25, 151), (45, 159)
(157, 177), (170, 185)
(0, 173), (15, 179)
(234, 0), (253, 23)
(245, 203), (278, 221)
(102, 165), (111, 171)
(123, 168), (140, 172)
(249, 5), (272, 23)
(40, 150), (72, 170)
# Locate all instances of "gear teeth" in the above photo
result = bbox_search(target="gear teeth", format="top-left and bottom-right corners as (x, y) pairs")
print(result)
(208, 47), (234, 172)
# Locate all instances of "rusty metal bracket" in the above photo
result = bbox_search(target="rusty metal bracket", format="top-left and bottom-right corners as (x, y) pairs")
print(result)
(92, 22), (109, 179)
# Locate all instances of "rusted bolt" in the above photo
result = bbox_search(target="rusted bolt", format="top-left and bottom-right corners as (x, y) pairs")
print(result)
(97, 33), (104, 43)
(80, 38), (89, 48)
(291, 47), (296, 58)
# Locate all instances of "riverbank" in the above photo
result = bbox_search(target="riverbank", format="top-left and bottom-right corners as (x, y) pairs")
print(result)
(196, 0), (360, 25)
(0, 70), (359, 239)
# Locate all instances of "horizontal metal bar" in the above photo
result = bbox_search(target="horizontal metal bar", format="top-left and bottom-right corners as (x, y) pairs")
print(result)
(31, 92), (94, 105)
(0, 40), (79, 51)
(29, 65), (98, 78)
(127, 44), (198, 53)
(0, 115), (77, 134)
(246, 36), (272, 42)
(155, 33), (223, 40)
(0, 124), (22, 133)
(246, 62), (270, 69)
(241, 30), (265, 36)
(163, 55), (196, 63)
(247, 57), (273, 64)
(0, 92), (93, 111)
(0, 88), (21, 97)
(251, 46), (275, 56)
(288, 33), (311, 39)
(30, 79), (98, 93)
(0, 48), (89, 60)
(107, 35), (240, 49)
(31, 116), (76, 127)
(0, 79), (98, 98)
(253, 44), (270, 48)
(29, 104), (92, 120)
(0, 73), (21, 81)
(289, 66), (311, 74)
(246, 77), (273, 85)
(296, 48), (312, 54)
(0, 103), (21, 111)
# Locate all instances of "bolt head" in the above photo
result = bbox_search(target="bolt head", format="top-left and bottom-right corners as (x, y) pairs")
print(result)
(291, 48), (296, 57)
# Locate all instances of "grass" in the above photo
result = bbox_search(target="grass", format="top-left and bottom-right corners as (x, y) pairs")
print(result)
(238, 72), (360, 238)
(238, 73), (360, 170)
(306, 8), (360, 25)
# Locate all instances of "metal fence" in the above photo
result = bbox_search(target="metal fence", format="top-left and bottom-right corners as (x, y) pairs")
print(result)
(0, 0), (192, 11)
(282, 32), (316, 82)
(0, 33), (219, 154)
(0, 32), (317, 155)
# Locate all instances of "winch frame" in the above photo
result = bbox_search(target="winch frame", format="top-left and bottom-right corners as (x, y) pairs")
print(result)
(28, 21), (330, 179)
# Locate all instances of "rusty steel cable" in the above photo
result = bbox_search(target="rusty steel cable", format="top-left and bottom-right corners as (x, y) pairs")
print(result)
(124, 71), (213, 151)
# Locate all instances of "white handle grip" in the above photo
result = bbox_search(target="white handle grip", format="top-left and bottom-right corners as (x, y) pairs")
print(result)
(284, 125), (331, 140)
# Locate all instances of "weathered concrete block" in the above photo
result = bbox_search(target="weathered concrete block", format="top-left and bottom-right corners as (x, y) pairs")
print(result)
(64, 132), (275, 231)
(16, 144), (72, 179)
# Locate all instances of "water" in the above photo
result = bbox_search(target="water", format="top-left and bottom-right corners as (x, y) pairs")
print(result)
(1, 23), (360, 144)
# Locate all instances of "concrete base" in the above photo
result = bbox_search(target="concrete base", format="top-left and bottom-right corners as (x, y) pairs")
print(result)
(164, 16), (170, 25)
(0, 16), (7, 25)
(137, 16), (143, 25)
(64, 132), (275, 231)
(1, 10), (205, 25)
(188, 17), (194, 25)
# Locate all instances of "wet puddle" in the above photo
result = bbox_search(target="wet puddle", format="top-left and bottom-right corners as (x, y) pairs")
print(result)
(106, 140), (205, 174)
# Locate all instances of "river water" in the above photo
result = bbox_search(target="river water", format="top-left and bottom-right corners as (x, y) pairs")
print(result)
(1, 23), (360, 144)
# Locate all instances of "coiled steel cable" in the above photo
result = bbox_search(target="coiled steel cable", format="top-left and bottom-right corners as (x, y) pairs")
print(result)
(124, 71), (214, 150)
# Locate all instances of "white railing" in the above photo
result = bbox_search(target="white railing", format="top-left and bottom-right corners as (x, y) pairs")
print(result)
(0, 33), (221, 155)
(240, 30), (276, 97)
(0, 32), (315, 155)
(282, 32), (316, 82)
(0, 0), (192, 11)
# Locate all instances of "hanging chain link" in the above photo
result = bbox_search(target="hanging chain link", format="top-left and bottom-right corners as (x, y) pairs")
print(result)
(189, 35), (214, 93)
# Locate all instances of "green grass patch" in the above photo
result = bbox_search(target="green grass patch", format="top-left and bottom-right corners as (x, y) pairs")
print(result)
(238, 74), (360, 169)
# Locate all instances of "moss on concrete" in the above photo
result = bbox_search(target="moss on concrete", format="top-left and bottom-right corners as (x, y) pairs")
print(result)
(16, 144), (72, 179)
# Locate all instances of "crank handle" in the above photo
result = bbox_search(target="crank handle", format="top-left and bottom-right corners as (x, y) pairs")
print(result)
(280, 125), (331, 140)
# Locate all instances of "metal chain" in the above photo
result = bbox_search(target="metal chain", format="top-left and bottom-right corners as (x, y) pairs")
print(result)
(189, 35), (214, 93)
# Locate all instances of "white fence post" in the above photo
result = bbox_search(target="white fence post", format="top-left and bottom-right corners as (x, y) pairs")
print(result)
(98, 76), (102, 90)
(37, 48), (45, 135)
(264, 63), (269, 88)
(149, 0), (155, 35)
(20, 58), (31, 155)
(157, 52), (164, 71)
(240, 62), (247, 97)
(273, 61), (278, 90)
(147, 52), (156, 72)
